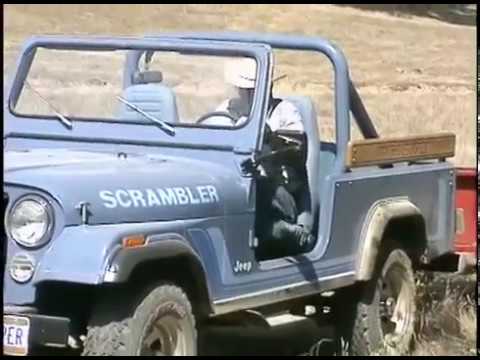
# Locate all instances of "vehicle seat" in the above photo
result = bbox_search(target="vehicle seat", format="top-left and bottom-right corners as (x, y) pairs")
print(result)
(118, 73), (179, 123)
(284, 96), (320, 233)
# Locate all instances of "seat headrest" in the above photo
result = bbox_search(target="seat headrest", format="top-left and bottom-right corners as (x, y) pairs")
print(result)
(118, 83), (179, 123)
(133, 70), (164, 84)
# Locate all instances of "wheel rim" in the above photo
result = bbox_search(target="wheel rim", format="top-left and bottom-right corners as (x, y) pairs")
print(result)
(141, 314), (188, 356)
(378, 263), (413, 346)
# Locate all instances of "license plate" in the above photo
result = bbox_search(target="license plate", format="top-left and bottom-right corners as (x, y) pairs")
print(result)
(3, 316), (30, 356)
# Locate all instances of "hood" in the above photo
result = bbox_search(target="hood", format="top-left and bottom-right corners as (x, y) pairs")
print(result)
(4, 148), (249, 225)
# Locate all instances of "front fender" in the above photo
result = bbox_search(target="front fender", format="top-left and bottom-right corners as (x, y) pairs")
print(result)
(102, 233), (204, 283)
(5, 221), (211, 306)
(35, 226), (120, 285)
(6, 224), (125, 304)
(35, 222), (194, 285)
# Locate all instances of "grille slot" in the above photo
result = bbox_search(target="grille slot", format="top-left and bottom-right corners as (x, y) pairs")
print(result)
(2, 192), (8, 281)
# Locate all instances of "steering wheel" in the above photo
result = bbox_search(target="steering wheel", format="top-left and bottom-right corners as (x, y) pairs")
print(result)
(195, 111), (237, 125)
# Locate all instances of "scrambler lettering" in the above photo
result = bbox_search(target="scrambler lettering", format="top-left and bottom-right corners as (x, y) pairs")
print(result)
(99, 185), (219, 209)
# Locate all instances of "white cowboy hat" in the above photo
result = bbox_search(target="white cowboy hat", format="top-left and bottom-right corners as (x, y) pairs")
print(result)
(224, 57), (257, 89)
(224, 57), (287, 89)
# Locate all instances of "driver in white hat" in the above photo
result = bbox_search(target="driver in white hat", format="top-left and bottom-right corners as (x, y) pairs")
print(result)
(216, 57), (304, 131)
(217, 57), (313, 254)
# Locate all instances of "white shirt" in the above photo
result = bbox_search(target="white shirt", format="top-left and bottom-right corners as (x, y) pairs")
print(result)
(213, 99), (304, 132)
(267, 100), (303, 132)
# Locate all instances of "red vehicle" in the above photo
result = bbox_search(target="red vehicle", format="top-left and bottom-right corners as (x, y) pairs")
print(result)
(453, 167), (477, 273)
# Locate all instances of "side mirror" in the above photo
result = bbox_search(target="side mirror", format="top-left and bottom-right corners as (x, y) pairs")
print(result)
(241, 156), (258, 175)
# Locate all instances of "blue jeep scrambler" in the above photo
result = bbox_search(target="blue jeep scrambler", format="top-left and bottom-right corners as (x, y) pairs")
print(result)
(3, 32), (456, 356)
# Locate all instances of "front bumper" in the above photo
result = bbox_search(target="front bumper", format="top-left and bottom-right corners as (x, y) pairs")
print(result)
(3, 306), (70, 355)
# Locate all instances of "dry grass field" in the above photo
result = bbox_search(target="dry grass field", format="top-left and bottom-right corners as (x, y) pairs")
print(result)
(3, 4), (477, 356)
(411, 272), (476, 356)
(372, 272), (477, 356)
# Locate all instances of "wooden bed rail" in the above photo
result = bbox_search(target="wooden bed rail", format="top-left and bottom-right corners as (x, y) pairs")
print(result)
(346, 133), (456, 168)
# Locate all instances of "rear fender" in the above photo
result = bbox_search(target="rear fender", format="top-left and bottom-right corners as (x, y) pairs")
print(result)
(356, 197), (423, 281)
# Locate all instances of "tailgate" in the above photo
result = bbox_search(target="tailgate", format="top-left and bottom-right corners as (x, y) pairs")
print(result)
(454, 167), (477, 254)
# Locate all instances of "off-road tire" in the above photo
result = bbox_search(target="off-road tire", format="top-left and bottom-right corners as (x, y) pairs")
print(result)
(339, 247), (416, 356)
(82, 284), (197, 356)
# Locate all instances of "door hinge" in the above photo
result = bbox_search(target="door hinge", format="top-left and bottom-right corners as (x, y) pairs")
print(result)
(248, 229), (259, 248)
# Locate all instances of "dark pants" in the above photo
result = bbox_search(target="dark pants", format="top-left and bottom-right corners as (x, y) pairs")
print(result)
(256, 180), (310, 258)
(271, 185), (298, 224)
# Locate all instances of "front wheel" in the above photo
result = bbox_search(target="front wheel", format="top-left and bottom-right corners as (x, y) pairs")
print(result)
(83, 284), (197, 356)
(339, 247), (416, 355)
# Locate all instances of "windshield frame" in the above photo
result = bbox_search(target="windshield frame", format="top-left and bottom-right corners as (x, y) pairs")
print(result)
(7, 36), (271, 132)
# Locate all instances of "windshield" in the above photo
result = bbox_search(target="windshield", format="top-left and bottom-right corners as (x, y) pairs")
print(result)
(12, 47), (259, 129)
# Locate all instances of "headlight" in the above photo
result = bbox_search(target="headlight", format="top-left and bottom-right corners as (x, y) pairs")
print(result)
(6, 195), (54, 248)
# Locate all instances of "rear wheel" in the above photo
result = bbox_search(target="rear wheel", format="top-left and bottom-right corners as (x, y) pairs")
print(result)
(339, 247), (416, 355)
(83, 284), (197, 356)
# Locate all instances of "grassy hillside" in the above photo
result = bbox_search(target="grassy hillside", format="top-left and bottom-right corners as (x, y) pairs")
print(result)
(4, 4), (476, 165)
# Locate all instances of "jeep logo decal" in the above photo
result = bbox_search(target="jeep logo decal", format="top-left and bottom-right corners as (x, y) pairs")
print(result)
(99, 186), (219, 209)
(233, 260), (252, 274)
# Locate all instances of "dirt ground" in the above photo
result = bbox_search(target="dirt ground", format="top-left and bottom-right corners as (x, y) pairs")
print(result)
(4, 4), (477, 166)
(3, 4), (477, 357)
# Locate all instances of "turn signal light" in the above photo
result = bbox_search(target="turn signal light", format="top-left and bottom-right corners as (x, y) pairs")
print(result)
(122, 235), (146, 249)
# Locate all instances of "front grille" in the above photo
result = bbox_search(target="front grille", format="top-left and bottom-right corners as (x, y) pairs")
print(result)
(2, 192), (8, 284)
